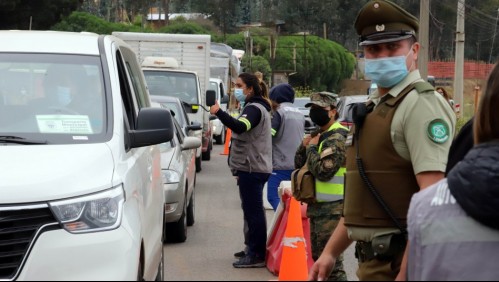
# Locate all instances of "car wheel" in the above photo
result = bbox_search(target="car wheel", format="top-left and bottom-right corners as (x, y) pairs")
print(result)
(187, 191), (195, 226)
(195, 157), (202, 172)
(155, 247), (164, 281)
(215, 127), (225, 145)
(165, 207), (187, 243)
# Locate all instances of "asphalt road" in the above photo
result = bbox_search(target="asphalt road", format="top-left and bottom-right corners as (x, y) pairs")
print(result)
(164, 144), (358, 281)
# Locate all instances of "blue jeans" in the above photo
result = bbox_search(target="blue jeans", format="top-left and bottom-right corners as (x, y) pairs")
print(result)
(237, 171), (270, 259)
(267, 170), (294, 211)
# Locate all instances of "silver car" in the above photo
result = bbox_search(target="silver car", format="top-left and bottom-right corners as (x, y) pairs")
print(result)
(152, 97), (202, 243)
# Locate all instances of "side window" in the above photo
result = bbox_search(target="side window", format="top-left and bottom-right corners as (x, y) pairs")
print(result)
(120, 47), (150, 109)
(116, 50), (138, 131)
(174, 119), (184, 144)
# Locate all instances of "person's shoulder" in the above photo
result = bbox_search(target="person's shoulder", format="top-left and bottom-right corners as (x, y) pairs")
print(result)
(413, 179), (449, 206)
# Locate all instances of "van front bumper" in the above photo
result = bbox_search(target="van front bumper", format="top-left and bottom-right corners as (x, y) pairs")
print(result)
(16, 226), (140, 281)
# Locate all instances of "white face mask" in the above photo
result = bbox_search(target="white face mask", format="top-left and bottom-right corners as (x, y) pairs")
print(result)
(364, 46), (414, 88)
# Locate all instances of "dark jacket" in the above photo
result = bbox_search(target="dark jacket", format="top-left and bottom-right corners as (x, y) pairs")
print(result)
(448, 142), (499, 230)
(445, 117), (474, 176)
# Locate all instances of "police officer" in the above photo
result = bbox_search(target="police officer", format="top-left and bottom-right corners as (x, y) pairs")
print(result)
(308, 1), (456, 280)
(295, 92), (348, 281)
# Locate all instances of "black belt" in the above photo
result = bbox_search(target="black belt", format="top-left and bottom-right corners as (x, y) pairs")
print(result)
(354, 234), (406, 263)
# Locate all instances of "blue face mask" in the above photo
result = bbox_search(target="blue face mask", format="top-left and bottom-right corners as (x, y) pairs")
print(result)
(234, 88), (246, 103)
(57, 86), (72, 106)
(364, 50), (413, 88)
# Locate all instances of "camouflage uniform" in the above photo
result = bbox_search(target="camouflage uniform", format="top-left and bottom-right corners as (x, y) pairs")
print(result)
(295, 127), (348, 281)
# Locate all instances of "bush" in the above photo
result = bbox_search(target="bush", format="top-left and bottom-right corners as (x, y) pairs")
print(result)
(52, 12), (149, 34)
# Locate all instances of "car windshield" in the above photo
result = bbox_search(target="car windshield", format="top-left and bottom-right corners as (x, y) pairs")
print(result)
(0, 53), (107, 144)
(293, 98), (309, 109)
(161, 102), (186, 127)
(144, 71), (199, 105)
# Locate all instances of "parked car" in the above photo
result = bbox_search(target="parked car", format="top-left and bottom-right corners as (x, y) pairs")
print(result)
(292, 97), (317, 134)
(337, 95), (369, 129)
(151, 95), (203, 139)
(152, 100), (201, 243)
(0, 31), (173, 280)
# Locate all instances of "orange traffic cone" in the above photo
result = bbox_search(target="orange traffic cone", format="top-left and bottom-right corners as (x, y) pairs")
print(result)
(220, 128), (232, 155)
(278, 197), (309, 281)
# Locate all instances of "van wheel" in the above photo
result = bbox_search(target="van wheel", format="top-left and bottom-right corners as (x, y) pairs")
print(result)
(155, 247), (164, 281)
(187, 192), (195, 226)
(215, 127), (225, 145)
(165, 209), (187, 243)
(195, 157), (202, 172)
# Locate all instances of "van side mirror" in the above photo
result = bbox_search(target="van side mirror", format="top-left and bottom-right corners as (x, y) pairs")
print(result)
(130, 108), (174, 148)
(187, 121), (202, 131)
(206, 90), (216, 107)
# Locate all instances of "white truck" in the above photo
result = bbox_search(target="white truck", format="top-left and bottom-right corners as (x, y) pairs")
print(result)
(209, 43), (240, 144)
(113, 32), (213, 171)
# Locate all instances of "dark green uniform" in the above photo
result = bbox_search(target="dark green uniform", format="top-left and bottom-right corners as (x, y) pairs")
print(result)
(295, 127), (348, 281)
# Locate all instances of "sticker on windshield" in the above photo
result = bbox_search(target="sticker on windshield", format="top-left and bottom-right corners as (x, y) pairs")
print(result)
(36, 115), (94, 135)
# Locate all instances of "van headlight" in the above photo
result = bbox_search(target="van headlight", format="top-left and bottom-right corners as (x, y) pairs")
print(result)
(162, 170), (180, 184)
(49, 186), (125, 234)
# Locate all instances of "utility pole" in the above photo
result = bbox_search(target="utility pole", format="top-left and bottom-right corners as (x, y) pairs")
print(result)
(454, 0), (465, 116)
(418, 0), (430, 80)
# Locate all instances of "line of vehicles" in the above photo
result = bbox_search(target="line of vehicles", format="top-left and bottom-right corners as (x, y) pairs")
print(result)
(0, 29), (365, 281)
(0, 30), (236, 281)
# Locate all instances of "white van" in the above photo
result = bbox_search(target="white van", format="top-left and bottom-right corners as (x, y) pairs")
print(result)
(0, 31), (173, 281)
(209, 78), (229, 144)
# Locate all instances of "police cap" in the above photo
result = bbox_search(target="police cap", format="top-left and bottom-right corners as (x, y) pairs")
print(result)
(355, 0), (419, 46)
(305, 92), (337, 108)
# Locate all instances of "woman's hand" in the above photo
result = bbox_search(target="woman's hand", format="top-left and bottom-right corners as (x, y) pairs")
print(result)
(210, 101), (221, 115)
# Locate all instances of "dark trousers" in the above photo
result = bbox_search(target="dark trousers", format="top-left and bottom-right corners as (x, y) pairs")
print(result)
(237, 171), (270, 259)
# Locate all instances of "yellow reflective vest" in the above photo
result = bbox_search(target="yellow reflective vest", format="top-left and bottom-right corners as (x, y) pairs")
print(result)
(315, 122), (348, 202)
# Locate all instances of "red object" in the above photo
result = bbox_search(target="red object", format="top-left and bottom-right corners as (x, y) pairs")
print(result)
(220, 129), (231, 155)
(266, 194), (314, 277)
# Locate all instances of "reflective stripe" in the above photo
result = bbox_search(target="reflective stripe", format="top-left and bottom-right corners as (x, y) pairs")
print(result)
(271, 128), (277, 136)
(315, 193), (344, 202)
(316, 168), (345, 202)
(239, 118), (251, 131)
(421, 217), (499, 246)
(315, 123), (347, 203)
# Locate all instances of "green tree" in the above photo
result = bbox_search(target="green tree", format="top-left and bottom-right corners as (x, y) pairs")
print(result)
(0, 0), (81, 30)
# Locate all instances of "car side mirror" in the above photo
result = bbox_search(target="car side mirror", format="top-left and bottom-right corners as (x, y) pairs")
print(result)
(182, 136), (202, 151)
(206, 90), (216, 107)
(187, 121), (202, 131)
(130, 108), (174, 148)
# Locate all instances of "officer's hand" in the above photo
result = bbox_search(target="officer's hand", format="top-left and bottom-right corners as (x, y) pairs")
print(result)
(303, 134), (312, 146)
(309, 134), (321, 146)
(210, 101), (221, 115)
(308, 253), (335, 281)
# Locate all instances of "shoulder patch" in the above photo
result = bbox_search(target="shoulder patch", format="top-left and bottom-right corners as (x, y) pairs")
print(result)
(427, 119), (450, 144)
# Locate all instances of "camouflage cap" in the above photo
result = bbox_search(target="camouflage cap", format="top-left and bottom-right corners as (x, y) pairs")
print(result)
(355, 0), (419, 46)
(305, 92), (338, 108)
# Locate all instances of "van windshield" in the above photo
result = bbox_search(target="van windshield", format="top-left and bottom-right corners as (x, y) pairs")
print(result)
(144, 71), (199, 105)
(0, 53), (107, 144)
